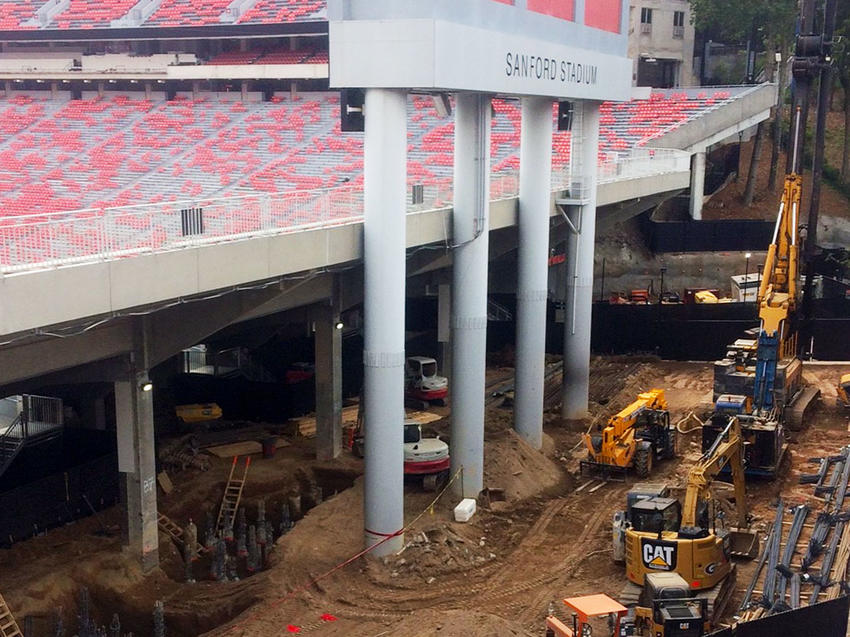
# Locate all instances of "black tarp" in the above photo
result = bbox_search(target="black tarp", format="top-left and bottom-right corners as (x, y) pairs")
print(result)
(640, 216), (775, 253)
(734, 596), (850, 637)
(0, 453), (118, 546)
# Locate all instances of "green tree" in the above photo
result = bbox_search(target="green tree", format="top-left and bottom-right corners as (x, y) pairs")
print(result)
(690, 0), (797, 199)
(835, 6), (850, 182)
(689, 0), (796, 47)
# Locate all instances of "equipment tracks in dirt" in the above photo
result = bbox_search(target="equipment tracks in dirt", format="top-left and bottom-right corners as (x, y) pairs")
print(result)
(499, 485), (628, 624)
(357, 483), (627, 621)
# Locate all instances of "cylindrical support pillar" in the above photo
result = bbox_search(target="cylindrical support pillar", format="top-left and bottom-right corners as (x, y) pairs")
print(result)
(514, 96), (553, 450)
(116, 367), (158, 571)
(562, 101), (600, 420)
(690, 151), (706, 221)
(450, 93), (491, 499)
(362, 88), (407, 556)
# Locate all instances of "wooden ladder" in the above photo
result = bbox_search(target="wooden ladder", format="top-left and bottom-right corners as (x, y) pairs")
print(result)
(157, 513), (205, 558)
(0, 593), (22, 637)
(216, 456), (251, 533)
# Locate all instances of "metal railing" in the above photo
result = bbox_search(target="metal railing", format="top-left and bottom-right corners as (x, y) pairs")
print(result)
(0, 413), (24, 442)
(21, 394), (64, 438)
(0, 149), (690, 275)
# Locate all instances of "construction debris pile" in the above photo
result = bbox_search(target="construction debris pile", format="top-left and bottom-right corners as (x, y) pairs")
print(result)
(738, 444), (850, 621)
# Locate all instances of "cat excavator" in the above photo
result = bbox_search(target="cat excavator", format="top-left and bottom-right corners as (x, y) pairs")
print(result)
(615, 415), (758, 626)
(581, 389), (676, 480)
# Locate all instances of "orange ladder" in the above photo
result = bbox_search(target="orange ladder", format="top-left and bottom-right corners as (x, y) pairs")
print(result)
(0, 593), (22, 637)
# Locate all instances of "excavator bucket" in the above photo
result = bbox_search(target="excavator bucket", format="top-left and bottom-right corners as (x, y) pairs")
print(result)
(728, 528), (759, 559)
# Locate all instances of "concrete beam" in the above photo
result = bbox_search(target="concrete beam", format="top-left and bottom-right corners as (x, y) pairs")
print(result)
(145, 286), (286, 367)
(0, 319), (134, 388)
(596, 191), (683, 232)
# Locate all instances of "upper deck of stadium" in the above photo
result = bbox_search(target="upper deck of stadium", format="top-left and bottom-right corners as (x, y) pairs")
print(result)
(0, 0), (326, 32)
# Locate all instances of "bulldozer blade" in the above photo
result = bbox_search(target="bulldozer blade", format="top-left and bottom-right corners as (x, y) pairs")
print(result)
(729, 529), (760, 559)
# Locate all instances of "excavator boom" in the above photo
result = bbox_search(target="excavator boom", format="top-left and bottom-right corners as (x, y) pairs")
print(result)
(753, 109), (803, 414)
(682, 416), (748, 529)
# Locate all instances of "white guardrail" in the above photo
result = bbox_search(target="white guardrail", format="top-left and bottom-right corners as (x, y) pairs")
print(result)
(0, 148), (689, 274)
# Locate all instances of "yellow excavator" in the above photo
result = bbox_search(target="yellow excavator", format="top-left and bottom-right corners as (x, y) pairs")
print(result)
(581, 389), (675, 480)
(838, 373), (850, 409)
(614, 415), (758, 625)
(710, 108), (819, 480)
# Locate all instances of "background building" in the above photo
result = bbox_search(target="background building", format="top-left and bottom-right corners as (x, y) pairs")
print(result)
(628, 0), (696, 87)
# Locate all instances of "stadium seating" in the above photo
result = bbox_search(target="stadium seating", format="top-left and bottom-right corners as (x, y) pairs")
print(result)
(207, 50), (264, 66)
(0, 0), (328, 28)
(237, 0), (325, 24)
(0, 0), (41, 29)
(0, 89), (738, 218)
(206, 48), (327, 66)
(145, 0), (235, 27)
(52, 0), (141, 29)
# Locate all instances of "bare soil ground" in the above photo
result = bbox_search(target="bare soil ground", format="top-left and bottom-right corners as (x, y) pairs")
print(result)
(1, 357), (847, 636)
(703, 135), (850, 223)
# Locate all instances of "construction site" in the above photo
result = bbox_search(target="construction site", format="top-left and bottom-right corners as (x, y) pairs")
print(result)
(0, 0), (849, 636)
(1, 357), (849, 636)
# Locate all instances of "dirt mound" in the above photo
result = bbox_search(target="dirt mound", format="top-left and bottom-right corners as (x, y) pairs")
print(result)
(484, 414), (567, 501)
(389, 608), (535, 636)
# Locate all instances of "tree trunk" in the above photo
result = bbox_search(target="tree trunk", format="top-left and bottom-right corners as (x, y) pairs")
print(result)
(842, 75), (850, 183)
(744, 121), (766, 207)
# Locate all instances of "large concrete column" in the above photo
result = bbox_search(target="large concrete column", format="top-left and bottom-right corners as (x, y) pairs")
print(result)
(362, 88), (407, 556)
(562, 101), (600, 420)
(437, 283), (451, 381)
(450, 93), (491, 499)
(315, 292), (342, 462)
(514, 96), (553, 450)
(116, 365), (158, 571)
(690, 150), (706, 220)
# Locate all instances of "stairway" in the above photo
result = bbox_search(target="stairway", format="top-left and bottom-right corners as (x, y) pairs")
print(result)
(0, 593), (22, 637)
(216, 456), (251, 533)
(0, 417), (26, 479)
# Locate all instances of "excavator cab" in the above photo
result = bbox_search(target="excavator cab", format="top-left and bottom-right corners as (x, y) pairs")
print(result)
(624, 573), (707, 637)
(629, 498), (681, 535)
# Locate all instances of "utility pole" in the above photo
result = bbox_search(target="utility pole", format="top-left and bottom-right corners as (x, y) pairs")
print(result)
(787, 0), (818, 176)
(800, 0), (838, 355)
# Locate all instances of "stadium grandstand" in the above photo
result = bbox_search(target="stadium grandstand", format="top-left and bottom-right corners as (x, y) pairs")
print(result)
(0, 0), (747, 234)
(0, 85), (739, 217)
